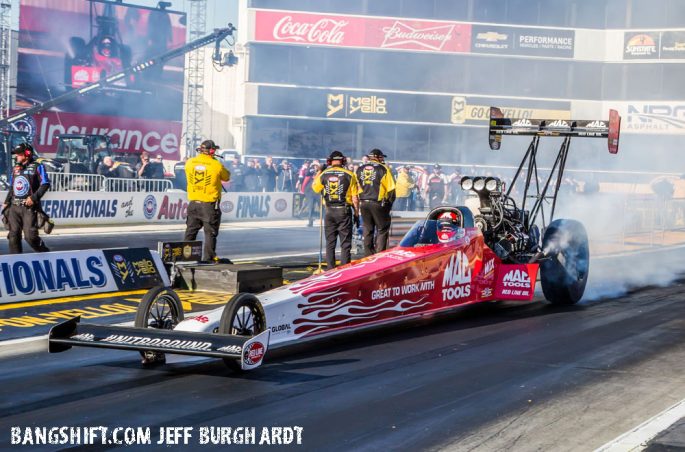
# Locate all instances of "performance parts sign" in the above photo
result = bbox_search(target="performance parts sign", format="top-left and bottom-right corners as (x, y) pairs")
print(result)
(472, 25), (575, 57)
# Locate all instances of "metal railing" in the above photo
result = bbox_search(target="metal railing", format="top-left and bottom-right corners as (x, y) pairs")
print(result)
(47, 172), (172, 192)
(103, 177), (173, 193)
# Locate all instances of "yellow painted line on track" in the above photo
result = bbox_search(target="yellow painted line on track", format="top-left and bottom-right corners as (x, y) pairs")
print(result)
(0, 290), (148, 311)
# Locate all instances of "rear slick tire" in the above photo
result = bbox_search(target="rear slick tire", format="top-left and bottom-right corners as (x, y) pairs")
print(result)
(540, 219), (590, 306)
(218, 293), (267, 371)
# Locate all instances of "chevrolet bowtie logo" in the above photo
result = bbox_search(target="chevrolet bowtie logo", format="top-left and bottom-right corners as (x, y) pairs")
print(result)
(477, 32), (507, 42)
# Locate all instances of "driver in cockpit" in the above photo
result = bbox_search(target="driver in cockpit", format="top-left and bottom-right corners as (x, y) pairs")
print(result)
(436, 211), (465, 243)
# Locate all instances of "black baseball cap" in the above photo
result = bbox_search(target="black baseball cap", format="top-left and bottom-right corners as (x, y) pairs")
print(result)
(329, 150), (345, 160)
(368, 148), (387, 158)
(434, 164), (442, 170)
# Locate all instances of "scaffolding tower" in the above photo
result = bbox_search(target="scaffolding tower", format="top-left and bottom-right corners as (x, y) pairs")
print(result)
(0, 1), (11, 119)
(183, 0), (207, 157)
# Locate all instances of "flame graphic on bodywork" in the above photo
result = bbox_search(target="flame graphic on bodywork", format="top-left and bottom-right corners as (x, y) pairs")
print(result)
(293, 288), (430, 335)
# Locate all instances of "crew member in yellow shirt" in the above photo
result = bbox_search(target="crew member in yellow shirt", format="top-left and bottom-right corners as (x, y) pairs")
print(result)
(184, 140), (230, 261)
(313, 151), (360, 269)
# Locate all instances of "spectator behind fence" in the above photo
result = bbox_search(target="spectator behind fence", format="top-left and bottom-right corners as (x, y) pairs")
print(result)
(136, 151), (165, 179)
(277, 159), (296, 192)
(228, 155), (245, 192)
(395, 166), (415, 211)
(97, 156), (122, 178)
(296, 160), (311, 192)
(244, 159), (261, 192)
(253, 159), (265, 192)
(262, 156), (278, 192)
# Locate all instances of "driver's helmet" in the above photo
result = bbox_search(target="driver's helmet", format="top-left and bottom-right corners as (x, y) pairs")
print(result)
(97, 37), (115, 57)
(436, 211), (464, 243)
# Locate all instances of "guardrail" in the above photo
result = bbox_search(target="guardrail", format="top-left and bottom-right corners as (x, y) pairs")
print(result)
(103, 177), (173, 193)
(47, 173), (173, 192)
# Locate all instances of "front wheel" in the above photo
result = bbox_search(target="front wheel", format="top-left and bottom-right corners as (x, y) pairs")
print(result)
(540, 219), (590, 305)
(218, 293), (267, 370)
(134, 286), (184, 364)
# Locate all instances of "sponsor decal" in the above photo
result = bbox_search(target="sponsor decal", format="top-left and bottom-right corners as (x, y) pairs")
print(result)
(381, 21), (457, 51)
(270, 323), (292, 334)
(120, 196), (134, 218)
(243, 341), (266, 366)
(12, 176), (30, 197)
(585, 120), (607, 129)
(483, 258), (495, 276)
(8, 115), (37, 145)
(481, 288), (493, 298)
(72, 333), (95, 341)
(472, 26), (511, 52)
(660, 31), (685, 59)
(190, 315), (209, 323)
(513, 118), (534, 127)
(625, 103), (685, 133)
(101, 334), (213, 352)
(159, 241), (202, 263)
(42, 199), (118, 219)
(143, 195), (157, 220)
(220, 200), (234, 214)
(0, 255), (107, 298)
(236, 195), (271, 219)
(102, 248), (164, 291)
(327, 93), (387, 118)
(157, 195), (189, 220)
(217, 345), (242, 354)
(442, 251), (472, 302)
(255, 10), (471, 54)
(450, 96), (466, 124)
(547, 119), (570, 128)
(272, 14), (349, 45)
(274, 198), (288, 213)
(502, 269), (531, 288)
(624, 32), (659, 59)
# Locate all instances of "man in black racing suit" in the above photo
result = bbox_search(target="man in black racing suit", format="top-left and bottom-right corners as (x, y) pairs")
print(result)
(2, 143), (51, 254)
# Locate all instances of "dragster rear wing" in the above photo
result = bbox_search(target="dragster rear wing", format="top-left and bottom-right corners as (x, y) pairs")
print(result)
(488, 107), (621, 154)
(49, 317), (270, 371)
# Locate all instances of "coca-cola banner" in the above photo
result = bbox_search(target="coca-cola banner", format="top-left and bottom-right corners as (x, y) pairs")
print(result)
(10, 110), (182, 158)
(254, 10), (471, 54)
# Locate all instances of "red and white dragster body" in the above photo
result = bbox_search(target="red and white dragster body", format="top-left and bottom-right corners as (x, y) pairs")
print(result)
(178, 229), (536, 344)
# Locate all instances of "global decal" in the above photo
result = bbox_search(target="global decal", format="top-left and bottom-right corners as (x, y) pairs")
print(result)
(42, 199), (118, 219)
(0, 256), (107, 297)
(236, 195), (271, 219)
(143, 195), (157, 220)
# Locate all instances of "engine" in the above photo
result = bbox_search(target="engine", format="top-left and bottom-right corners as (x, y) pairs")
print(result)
(461, 176), (540, 263)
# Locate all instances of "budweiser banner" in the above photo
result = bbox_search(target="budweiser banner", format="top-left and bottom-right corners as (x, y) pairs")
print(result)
(253, 10), (471, 54)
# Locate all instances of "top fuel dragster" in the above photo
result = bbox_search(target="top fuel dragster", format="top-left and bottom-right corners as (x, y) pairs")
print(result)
(49, 108), (621, 371)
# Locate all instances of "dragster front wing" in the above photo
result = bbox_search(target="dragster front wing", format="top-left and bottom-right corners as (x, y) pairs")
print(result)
(489, 106), (621, 154)
(48, 317), (270, 370)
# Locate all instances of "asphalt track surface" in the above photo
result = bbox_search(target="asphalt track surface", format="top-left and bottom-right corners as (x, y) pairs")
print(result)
(0, 223), (322, 260)
(0, 280), (684, 450)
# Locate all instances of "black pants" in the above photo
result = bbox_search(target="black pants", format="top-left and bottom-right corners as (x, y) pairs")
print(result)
(7, 204), (50, 254)
(360, 201), (391, 257)
(306, 195), (319, 226)
(184, 201), (221, 261)
(324, 206), (353, 269)
(429, 191), (445, 210)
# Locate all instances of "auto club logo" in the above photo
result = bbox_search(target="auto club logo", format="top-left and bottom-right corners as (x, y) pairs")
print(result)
(143, 195), (157, 220)
(13, 176), (31, 197)
(110, 254), (134, 284)
(243, 341), (265, 366)
(274, 199), (288, 213)
(9, 115), (37, 145)
(220, 200), (234, 214)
